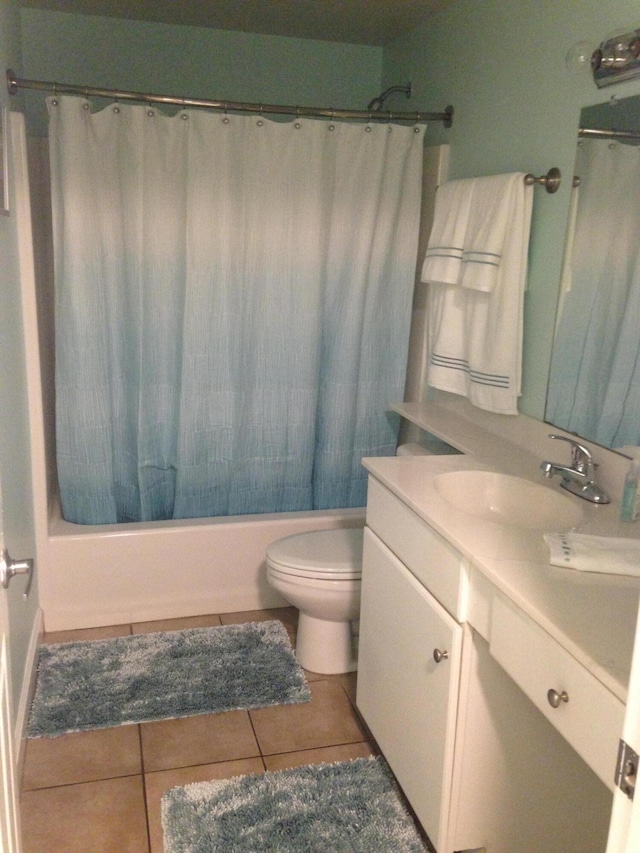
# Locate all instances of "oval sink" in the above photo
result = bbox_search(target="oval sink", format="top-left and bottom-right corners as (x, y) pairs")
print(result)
(433, 470), (583, 531)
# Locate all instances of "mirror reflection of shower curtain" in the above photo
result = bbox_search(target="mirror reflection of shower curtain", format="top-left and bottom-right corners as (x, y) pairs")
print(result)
(546, 138), (640, 449)
(49, 96), (423, 524)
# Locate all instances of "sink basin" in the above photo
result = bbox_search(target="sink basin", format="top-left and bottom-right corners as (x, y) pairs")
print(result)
(433, 470), (583, 531)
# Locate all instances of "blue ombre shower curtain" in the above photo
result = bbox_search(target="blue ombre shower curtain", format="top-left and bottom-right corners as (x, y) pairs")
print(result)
(49, 96), (423, 524)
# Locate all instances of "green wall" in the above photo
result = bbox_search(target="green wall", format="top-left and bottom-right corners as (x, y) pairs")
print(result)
(19, 9), (383, 136)
(382, 0), (640, 419)
(0, 0), (40, 726)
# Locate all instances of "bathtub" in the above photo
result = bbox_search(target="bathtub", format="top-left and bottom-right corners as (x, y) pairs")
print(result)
(42, 496), (365, 632)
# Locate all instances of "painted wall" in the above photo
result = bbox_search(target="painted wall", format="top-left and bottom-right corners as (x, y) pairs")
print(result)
(19, 9), (383, 136)
(0, 0), (40, 725)
(382, 0), (640, 420)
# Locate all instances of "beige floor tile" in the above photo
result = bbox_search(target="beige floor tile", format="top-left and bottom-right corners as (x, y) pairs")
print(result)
(145, 757), (265, 853)
(21, 775), (148, 853)
(141, 710), (260, 772)
(338, 670), (358, 704)
(131, 613), (222, 634)
(302, 668), (328, 683)
(249, 678), (368, 756)
(263, 740), (377, 772)
(22, 725), (142, 790)
(42, 624), (132, 644)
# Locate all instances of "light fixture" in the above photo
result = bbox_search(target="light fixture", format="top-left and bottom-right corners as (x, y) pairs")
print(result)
(591, 28), (640, 87)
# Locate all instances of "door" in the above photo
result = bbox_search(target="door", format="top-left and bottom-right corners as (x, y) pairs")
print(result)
(0, 512), (20, 853)
(606, 598), (640, 852)
(356, 527), (463, 851)
(0, 108), (42, 853)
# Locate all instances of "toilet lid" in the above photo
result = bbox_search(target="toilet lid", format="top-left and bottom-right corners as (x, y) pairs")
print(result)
(266, 528), (363, 579)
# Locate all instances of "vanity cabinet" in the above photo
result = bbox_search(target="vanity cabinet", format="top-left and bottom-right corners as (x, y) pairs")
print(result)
(358, 468), (617, 853)
(357, 527), (463, 851)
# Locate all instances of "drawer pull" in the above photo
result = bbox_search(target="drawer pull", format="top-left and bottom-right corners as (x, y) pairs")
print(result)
(433, 648), (449, 663)
(547, 688), (569, 708)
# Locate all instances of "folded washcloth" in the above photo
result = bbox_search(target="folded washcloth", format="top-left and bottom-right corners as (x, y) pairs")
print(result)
(544, 532), (640, 577)
(421, 178), (474, 286)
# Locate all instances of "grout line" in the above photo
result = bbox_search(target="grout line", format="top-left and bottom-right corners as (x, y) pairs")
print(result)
(138, 724), (153, 853)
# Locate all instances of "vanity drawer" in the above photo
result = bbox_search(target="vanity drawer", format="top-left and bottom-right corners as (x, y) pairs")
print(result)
(490, 594), (624, 791)
(365, 476), (468, 618)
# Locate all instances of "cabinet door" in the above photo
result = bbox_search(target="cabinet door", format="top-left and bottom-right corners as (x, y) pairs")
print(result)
(356, 527), (463, 851)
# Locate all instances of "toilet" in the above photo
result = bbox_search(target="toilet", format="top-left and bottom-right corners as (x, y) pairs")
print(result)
(266, 442), (444, 674)
(266, 527), (363, 674)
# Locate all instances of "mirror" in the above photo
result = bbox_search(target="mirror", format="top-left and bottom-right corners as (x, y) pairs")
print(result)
(545, 93), (640, 454)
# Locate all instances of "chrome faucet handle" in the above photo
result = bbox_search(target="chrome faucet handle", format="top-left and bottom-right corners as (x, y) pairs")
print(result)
(548, 434), (593, 475)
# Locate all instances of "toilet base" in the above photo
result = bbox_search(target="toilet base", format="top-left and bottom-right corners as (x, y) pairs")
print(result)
(295, 613), (356, 674)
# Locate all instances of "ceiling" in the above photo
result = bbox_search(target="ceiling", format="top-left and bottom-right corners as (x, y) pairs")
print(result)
(17, 0), (450, 46)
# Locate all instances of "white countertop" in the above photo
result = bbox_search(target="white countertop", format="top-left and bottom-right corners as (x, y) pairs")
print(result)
(362, 403), (640, 704)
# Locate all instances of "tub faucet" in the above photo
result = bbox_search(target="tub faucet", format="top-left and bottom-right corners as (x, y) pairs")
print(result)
(540, 434), (610, 504)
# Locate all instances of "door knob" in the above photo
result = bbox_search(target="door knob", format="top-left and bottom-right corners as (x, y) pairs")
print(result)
(0, 548), (33, 598)
(433, 648), (449, 663)
(547, 688), (569, 708)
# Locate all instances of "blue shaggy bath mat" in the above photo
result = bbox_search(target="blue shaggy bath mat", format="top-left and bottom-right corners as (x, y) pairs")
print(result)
(161, 756), (429, 853)
(27, 620), (310, 738)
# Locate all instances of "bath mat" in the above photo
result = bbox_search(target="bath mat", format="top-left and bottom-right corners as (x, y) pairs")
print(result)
(161, 756), (429, 853)
(27, 620), (310, 738)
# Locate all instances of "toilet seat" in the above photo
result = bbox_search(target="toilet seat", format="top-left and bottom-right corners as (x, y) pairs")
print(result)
(266, 528), (363, 581)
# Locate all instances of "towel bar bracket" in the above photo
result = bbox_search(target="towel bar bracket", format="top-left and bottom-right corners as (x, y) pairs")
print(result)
(524, 167), (561, 193)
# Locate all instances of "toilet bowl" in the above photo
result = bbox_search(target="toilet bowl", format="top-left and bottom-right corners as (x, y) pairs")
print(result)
(266, 527), (363, 674)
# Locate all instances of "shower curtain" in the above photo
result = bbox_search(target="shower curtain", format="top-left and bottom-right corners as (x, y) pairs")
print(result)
(49, 96), (423, 524)
(546, 138), (640, 449)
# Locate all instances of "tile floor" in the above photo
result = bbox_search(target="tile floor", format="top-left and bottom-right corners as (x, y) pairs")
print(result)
(19, 607), (380, 853)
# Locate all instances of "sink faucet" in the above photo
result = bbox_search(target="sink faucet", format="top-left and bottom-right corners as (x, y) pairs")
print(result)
(540, 434), (610, 504)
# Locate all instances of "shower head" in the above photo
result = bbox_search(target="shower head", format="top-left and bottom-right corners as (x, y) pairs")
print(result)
(366, 83), (412, 112)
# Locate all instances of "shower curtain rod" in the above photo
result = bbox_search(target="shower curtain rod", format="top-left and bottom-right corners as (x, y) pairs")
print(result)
(579, 126), (640, 141)
(6, 69), (454, 126)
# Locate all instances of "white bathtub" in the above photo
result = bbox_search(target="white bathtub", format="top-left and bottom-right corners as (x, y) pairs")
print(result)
(41, 497), (365, 632)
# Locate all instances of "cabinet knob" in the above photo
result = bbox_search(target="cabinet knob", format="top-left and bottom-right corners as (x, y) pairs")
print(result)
(547, 688), (569, 708)
(433, 648), (449, 663)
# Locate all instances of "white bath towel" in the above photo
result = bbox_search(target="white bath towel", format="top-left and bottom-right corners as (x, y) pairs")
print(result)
(420, 178), (474, 286)
(544, 532), (640, 577)
(425, 172), (533, 415)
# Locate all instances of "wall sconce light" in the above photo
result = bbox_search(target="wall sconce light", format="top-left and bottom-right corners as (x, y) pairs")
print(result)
(591, 28), (640, 88)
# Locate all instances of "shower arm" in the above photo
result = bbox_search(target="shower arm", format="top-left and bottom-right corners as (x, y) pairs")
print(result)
(367, 84), (412, 112)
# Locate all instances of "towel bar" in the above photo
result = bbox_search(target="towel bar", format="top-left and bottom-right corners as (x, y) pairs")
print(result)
(524, 167), (561, 193)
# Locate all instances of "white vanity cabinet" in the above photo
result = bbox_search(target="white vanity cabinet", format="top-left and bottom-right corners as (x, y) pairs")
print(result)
(358, 467), (617, 853)
(357, 527), (464, 851)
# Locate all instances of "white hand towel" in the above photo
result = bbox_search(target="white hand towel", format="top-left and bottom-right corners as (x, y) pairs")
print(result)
(544, 532), (640, 577)
(421, 178), (474, 286)
(460, 173), (521, 293)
